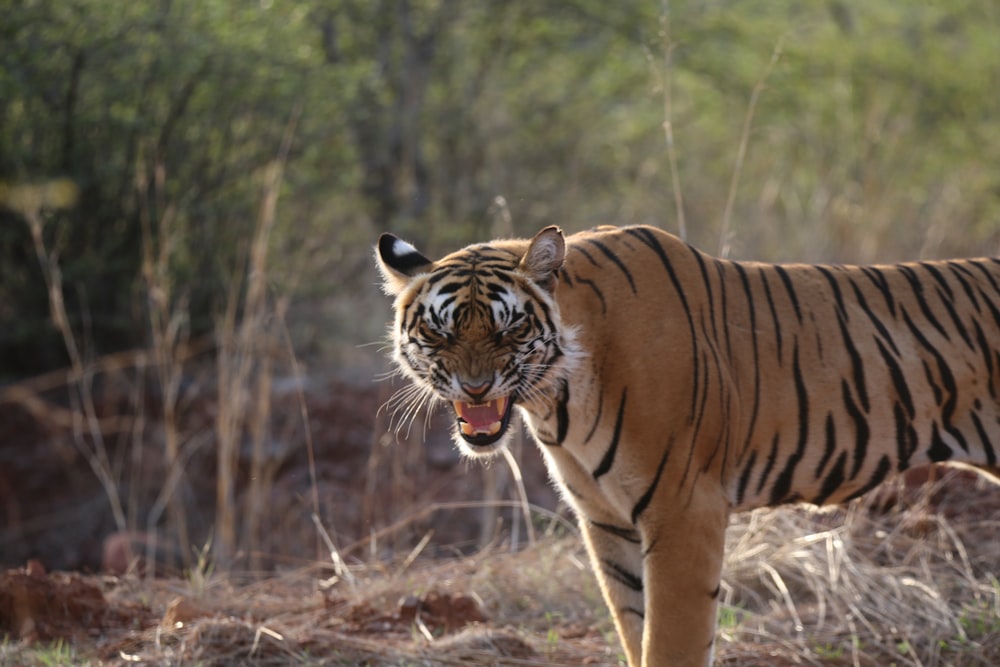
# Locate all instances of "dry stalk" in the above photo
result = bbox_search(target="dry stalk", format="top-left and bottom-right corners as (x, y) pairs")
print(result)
(137, 155), (192, 571)
(649, 0), (687, 239)
(719, 35), (785, 259)
(277, 308), (323, 561)
(501, 441), (536, 548)
(722, 490), (1000, 666)
(22, 207), (127, 532)
(340, 500), (576, 561)
(215, 104), (300, 566)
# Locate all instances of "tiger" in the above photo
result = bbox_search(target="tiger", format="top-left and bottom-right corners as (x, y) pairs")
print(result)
(374, 223), (1000, 667)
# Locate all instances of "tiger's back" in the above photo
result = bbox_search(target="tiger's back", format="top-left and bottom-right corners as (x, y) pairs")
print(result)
(376, 224), (1000, 667)
(557, 227), (1000, 509)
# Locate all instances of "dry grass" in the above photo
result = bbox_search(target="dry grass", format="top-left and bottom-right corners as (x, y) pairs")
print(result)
(718, 472), (1000, 666)
(4, 470), (1000, 667)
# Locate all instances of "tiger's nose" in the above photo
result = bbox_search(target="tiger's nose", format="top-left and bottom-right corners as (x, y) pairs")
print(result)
(460, 379), (493, 403)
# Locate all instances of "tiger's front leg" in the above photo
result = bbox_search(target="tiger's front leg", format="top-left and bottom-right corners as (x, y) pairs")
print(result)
(639, 488), (729, 667)
(578, 519), (645, 666)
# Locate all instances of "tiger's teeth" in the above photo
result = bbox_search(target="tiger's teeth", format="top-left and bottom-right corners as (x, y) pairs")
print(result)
(454, 397), (509, 438)
(459, 421), (502, 437)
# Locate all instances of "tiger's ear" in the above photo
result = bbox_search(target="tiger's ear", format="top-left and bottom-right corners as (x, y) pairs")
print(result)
(375, 233), (433, 295)
(519, 226), (565, 292)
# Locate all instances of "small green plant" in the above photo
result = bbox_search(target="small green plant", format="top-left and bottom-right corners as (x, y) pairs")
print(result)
(716, 603), (746, 630)
(546, 626), (560, 651)
(31, 639), (76, 667)
(544, 610), (562, 654)
(814, 642), (844, 659)
(185, 535), (215, 597)
(958, 599), (1000, 638)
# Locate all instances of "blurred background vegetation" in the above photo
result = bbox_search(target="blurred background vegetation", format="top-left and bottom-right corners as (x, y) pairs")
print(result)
(4, 0), (1000, 378)
(2, 0), (1000, 572)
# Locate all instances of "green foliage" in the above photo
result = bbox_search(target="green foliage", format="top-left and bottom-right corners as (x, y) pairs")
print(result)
(2, 0), (1000, 377)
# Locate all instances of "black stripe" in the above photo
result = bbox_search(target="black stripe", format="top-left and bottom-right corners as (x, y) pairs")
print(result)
(572, 244), (600, 267)
(622, 607), (645, 619)
(736, 450), (757, 506)
(435, 280), (464, 295)
(770, 344), (809, 505)
(814, 413), (836, 480)
(759, 268), (784, 364)
(701, 317), (733, 479)
(893, 402), (918, 468)
(691, 246), (721, 346)
(973, 320), (997, 399)
(815, 265), (848, 317)
(773, 264), (803, 323)
(933, 283), (975, 350)
(601, 558), (643, 592)
(898, 264), (950, 341)
(875, 337), (914, 418)
(975, 284), (1000, 332)
(632, 437), (673, 523)
(584, 386), (605, 444)
(715, 261), (734, 364)
(848, 277), (900, 356)
(426, 268), (462, 287)
(842, 379), (870, 478)
(927, 422), (951, 461)
(586, 239), (637, 294)
(920, 261), (955, 301)
(590, 521), (641, 544)
(970, 411), (997, 466)
(625, 227), (700, 423)
(843, 455), (892, 502)
(860, 266), (897, 317)
(734, 262), (763, 461)
(900, 307), (943, 404)
(555, 380), (570, 445)
(558, 267), (573, 287)
(593, 388), (627, 479)
(901, 305), (966, 453)
(921, 358), (943, 406)
(835, 306), (871, 413)
(813, 451), (847, 505)
(755, 434), (780, 497)
(575, 275), (607, 314)
(970, 259), (1000, 294)
(946, 262), (981, 313)
(680, 350), (712, 490)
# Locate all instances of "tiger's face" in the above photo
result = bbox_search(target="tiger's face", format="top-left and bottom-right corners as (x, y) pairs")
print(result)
(375, 227), (577, 455)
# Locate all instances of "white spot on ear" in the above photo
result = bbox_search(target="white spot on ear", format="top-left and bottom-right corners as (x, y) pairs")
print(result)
(392, 237), (420, 260)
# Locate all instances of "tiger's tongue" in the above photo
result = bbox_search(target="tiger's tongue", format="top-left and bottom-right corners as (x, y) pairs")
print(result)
(454, 399), (506, 432)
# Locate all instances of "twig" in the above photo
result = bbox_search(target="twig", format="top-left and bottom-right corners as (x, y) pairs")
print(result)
(501, 445), (536, 548)
(312, 511), (355, 587)
(340, 500), (577, 559)
(24, 209), (127, 532)
(719, 36), (785, 259)
(658, 0), (687, 240)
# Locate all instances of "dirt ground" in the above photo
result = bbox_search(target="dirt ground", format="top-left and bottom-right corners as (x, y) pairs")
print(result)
(3, 465), (1000, 666)
(3, 378), (1000, 666)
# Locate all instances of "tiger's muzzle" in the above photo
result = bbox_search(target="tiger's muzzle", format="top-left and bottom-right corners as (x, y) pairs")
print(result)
(452, 396), (514, 447)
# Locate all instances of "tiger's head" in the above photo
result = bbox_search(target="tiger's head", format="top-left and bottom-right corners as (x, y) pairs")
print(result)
(375, 226), (580, 456)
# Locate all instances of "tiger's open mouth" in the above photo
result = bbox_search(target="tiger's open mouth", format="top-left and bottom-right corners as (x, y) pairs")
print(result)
(452, 396), (514, 447)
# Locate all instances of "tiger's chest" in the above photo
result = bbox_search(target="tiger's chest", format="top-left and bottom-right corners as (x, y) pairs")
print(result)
(520, 402), (643, 528)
